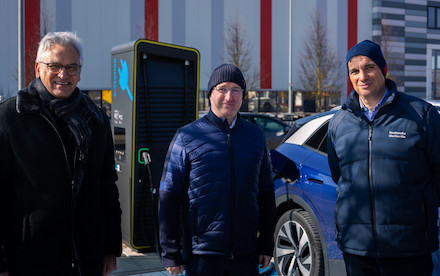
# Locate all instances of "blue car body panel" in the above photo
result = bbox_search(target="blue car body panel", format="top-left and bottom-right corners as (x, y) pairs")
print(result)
(274, 143), (342, 261)
(272, 136), (440, 275)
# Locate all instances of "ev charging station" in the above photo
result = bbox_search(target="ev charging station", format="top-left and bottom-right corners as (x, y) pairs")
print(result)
(111, 40), (200, 251)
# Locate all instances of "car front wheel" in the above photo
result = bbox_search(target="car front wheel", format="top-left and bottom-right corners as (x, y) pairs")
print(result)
(274, 210), (324, 276)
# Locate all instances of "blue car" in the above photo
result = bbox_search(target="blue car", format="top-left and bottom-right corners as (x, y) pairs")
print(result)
(270, 111), (440, 276)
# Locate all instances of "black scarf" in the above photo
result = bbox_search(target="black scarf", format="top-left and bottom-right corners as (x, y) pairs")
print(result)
(34, 79), (103, 163)
(16, 79), (104, 197)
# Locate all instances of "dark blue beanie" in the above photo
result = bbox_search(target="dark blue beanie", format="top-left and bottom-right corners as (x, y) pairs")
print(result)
(207, 64), (246, 98)
(346, 40), (387, 76)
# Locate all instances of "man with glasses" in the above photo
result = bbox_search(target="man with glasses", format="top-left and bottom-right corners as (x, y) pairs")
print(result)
(0, 32), (122, 275)
(158, 64), (276, 275)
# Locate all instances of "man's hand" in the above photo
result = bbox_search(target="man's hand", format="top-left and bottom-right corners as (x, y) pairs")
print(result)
(166, 265), (184, 275)
(259, 254), (272, 268)
(102, 254), (117, 276)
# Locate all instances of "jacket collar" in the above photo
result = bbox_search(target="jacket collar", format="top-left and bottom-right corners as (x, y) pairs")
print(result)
(16, 79), (48, 114)
(206, 109), (241, 132)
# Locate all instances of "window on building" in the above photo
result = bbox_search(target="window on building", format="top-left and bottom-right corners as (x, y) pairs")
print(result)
(431, 50), (440, 99)
(428, 6), (440, 29)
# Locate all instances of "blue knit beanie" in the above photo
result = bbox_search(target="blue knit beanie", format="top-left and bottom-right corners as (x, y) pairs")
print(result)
(207, 64), (246, 99)
(346, 40), (387, 76)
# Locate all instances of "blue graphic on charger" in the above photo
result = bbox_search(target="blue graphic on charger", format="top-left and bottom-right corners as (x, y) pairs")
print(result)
(118, 59), (133, 101)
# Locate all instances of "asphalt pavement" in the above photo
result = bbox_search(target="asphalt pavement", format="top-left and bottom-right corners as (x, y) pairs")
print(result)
(111, 243), (277, 276)
(110, 244), (172, 276)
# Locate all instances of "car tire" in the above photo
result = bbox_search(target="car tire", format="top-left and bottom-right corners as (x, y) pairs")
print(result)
(274, 209), (324, 276)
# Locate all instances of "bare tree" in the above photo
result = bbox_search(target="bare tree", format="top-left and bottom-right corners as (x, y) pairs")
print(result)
(373, 19), (404, 89)
(41, 0), (53, 36)
(297, 10), (343, 112)
(224, 15), (260, 90)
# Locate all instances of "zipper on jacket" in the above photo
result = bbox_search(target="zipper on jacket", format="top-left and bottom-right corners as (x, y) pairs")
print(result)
(368, 124), (380, 256)
(40, 114), (73, 179)
(193, 202), (199, 244)
(40, 113), (81, 271)
(225, 124), (236, 260)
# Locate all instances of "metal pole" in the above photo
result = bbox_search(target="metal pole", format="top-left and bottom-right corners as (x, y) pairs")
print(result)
(288, 0), (292, 113)
(18, 0), (25, 90)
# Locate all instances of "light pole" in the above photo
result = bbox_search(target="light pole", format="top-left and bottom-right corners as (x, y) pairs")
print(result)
(288, 0), (292, 113)
(18, 0), (25, 90)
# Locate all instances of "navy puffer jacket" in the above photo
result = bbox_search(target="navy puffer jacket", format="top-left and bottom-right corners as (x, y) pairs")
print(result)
(327, 79), (440, 258)
(159, 110), (275, 267)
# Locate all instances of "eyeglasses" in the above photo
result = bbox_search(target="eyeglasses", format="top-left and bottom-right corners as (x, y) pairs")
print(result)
(40, 62), (82, 76)
(214, 86), (243, 96)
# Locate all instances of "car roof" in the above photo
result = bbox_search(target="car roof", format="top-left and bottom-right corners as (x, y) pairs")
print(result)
(426, 99), (440, 110)
(426, 99), (440, 106)
(424, 100), (440, 113)
(294, 109), (338, 127)
(280, 110), (337, 143)
(284, 114), (334, 145)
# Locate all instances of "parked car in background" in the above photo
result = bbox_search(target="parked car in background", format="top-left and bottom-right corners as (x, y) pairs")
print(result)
(197, 111), (291, 150)
(240, 112), (291, 150)
(270, 111), (440, 276)
(426, 99), (440, 113)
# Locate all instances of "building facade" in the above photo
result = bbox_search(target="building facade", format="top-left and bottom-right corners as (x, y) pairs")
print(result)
(2, 0), (440, 109)
(372, 0), (440, 99)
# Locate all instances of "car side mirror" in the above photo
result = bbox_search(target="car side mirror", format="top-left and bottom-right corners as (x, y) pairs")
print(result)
(270, 149), (299, 182)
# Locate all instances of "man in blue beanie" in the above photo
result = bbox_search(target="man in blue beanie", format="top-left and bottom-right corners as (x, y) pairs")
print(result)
(158, 64), (276, 275)
(327, 40), (440, 275)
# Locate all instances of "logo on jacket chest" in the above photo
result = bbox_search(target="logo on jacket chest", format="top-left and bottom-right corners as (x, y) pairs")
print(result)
(388, 130), (407, 139)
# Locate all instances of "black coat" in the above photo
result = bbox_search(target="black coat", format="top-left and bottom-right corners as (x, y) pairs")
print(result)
(0, 83), (122, 275)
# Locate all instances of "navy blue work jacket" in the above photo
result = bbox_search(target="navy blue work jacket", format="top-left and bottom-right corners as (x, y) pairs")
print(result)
(328, 79), (440, 258)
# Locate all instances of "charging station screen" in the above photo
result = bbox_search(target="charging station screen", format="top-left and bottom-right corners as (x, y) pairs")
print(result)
(114, 127), (126, 162)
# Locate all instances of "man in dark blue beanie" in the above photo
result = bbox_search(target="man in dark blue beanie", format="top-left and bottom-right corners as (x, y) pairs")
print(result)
(207, 63), (246, 100)
(343, 40), (389, 115)
(327, 40), (440, 276)
(346, 40), (387, 76)
(158, 63), (275, 275)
